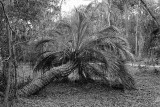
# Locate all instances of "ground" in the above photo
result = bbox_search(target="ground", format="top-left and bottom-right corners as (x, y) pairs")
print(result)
(1, 64), (160, 107)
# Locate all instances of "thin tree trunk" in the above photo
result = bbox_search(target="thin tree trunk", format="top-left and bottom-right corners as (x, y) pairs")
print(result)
(138, 25), (144, 59)
(135, 5), (139, 57)
(59, 0), (64, 20)
(135, 20), (138, 57)
(124, 4), (129, 38)
(12, 39), (18, 99)
(4, 10), (12, 107)
(108, 0), (112, 26)
(18, 62), (74, 97)
(4, 61), (11, 107)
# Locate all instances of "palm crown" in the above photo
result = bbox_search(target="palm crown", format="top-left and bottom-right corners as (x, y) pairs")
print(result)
(33, 9), (135, 90)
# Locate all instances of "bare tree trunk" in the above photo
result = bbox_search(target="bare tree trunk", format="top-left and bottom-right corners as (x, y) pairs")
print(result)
(59, 0), (64, 20)
(135, 14), (138, 57)
(3, 11), (12, 107)
(108, 0), (112, 26)
(138, 25), (144, 59)
(18, 62), (74, 97)
(4, 61), (11, 107)
(12, 34), (18, 100)
(124, 4), (129, 38)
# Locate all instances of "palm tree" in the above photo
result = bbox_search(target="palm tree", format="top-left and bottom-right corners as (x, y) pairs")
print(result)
(18, 10), (135, 97)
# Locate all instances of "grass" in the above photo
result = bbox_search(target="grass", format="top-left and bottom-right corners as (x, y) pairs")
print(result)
(1, 64), (160, 107)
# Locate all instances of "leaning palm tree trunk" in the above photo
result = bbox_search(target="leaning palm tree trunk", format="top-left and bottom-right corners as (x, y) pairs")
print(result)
(18, 62), (74, 97)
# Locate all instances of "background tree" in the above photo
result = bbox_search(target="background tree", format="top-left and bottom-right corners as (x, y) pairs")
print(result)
(0, 0), (64, 106)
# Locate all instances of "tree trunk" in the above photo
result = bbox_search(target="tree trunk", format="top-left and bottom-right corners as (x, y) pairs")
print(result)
(18, 62), (74, 97)
(138, 26), (144, 59)
(107, 0), (112, 26)
(135, 7), (139, 57)
(0, 1), (12, 107)
(59, 0), (64, 20)
(0, 1), (10, 81)
(124, 4), (129, 38)
(4, 61), (11, 107)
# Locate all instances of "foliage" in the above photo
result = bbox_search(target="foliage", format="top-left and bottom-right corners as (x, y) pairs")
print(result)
(3, 0), (63, 67)
(7, 0), (60, 22)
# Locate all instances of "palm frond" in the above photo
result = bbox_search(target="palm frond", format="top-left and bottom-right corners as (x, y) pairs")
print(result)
(80, 27), (128, 49)
(99, 50), (133, 88)
(78, 20), (90, 49)
(99, 50), (120, 75)
(36, 51), (53, 58)
(113, 42), (135, 61)
(99, 51), (134, 89)
(75, 10), (88, 49)
(84, 63), (108, 81)
(79, 48), (108, 67)
(34, 50), (71, 73)
(98, 25), (120, 35)
(118, 48), (135, 61)
(81, 28), (134, 61)
(116, 60), (136, 90)
(33, 51), (53, 66)
(35, 39), (55, 49)
(69, 10), (93, 51)
(78, 48), (126, 83)
(86, 52), (136, 90)
(81, 37), (119, 55)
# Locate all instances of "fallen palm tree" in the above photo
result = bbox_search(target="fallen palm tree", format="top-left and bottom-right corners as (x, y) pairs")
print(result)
(17, 10), (136, 97)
